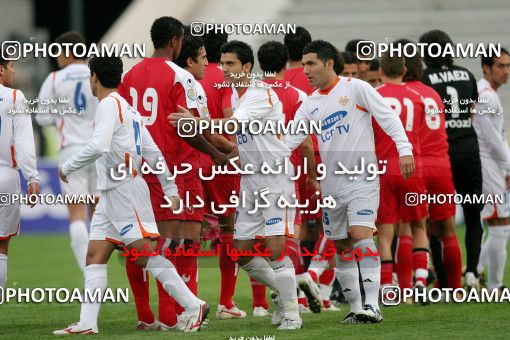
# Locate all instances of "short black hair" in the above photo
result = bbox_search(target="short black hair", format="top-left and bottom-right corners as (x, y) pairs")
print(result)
(340, 51), (356, 65)
(369, 59), (380, 71)
(202, 32), (228, 63)
(257, 41), (289, 74)
(55, 31), (86, 59)
(88, 56), (123, 88)
(150, 16), (184, 49)
(419, 29), (454, 68)
(345, 39), (368, 56)
(481, 46), (509, 69)
(394, 39), (423, 81)
(0, 42), (12, 66)
(303, 40), (341, 71)
(220, 40), (254, 70)
(284, 26), (311, 62)
(175, 27), (204, 69)
(380, 51), (405, 78)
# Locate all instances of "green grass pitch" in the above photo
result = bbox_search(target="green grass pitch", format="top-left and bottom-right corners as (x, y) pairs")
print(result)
(0, 226), (509, 339)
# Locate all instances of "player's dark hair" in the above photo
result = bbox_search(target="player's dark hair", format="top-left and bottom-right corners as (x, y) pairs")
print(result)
(202, 32), (228, 63)
(175, 28), (204, 69)
(220, 40), (254, 70)
(257, 41), (289, 74)
(419, 29), (454, 68)
(55, 31), (86, 60)
(0, 43), (9, 67)
(340, 51), (356, 65)
(380, 51), (405, 78)
(88, 56), (123, 88)
(394, 39), (423, 81)
(150, 16), (184, 49)
(369, 58), (380, 71)
(303, 40), (341, 71)
(345, 39), (361, 53)
(481, 46), (509, 70)
(284, 26), (311, 62)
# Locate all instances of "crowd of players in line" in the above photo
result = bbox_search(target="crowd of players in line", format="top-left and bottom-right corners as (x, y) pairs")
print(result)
(0, 16), (509, 334)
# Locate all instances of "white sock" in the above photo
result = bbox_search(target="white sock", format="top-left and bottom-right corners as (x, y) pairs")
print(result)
(335, 254), (362, 313)
(319, 277), (334, 302)
(145, 255), (199, 310)
(69, 220), (89, 272)
(241, 256), (278, 292)
(486, 226), (510, 289)
(308, 258), (329, 278)
(0, 254), (7, 288)
(355, 238), (381, 309)
(477, 240), (489, 275)
(270, 256), (299, 320)
(79, 264), (107, 327)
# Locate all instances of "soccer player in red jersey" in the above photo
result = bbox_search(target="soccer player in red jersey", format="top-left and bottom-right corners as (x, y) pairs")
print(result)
(374, 51), (430, 298)
(117, 17), (227, 330)
(284, 26), (314, 95)
(257, 41), (322, 313)
(396, 39), (462, 289)
(284, 26), (322, 271)
(197, 32), (246, 319)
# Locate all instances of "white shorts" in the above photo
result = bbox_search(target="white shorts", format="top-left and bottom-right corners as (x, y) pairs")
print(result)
(234, 173), (295, 240)
(59, 146), (98, 197)
(322, 182), (379, 240)
(89, 177), (159, 246)
(0, 168), (21, 240)
(480, 156), (510, 219)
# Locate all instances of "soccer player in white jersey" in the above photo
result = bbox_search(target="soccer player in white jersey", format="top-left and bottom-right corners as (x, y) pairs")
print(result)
(285, 40), (415, 324)
(0, 50), (40, 289)
(53, 56), (208, 335)
(474, 47), (510, 290)
(170, 40), (302, 330)
(36, 32), (98, 272)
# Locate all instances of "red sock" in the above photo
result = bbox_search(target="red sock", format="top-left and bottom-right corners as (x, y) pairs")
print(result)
(440, 235), (462, 288)
(396, 235), (413, 289)
(381, 261), (393, 285)
(250, 277), (268, 309)
(126, 257), (154, 324)
(286, 240), (304, 275)
(314, 236), (336, 262)
(319, 268), (335, 285)
(156, 238), (177, 327)
(174, 240), (199, 315)
(219, 233), (237, 309)
(413, 249), (429, 287)
(298, 296), (309, 307)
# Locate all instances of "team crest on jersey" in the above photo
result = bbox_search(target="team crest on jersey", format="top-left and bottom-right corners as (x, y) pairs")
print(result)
(201, 107), (209, 117)
(187, 88), (197, 101)
(339, 96), (349, 106)
(197, 94), (205, 105)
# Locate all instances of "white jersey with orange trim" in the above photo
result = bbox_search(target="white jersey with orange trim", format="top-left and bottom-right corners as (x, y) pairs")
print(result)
(286, 76), (412, 196)
(474, 78), (510, 173)
(232, 79), (291, 174)
(36, 63), (98, 149)
(0, 84), (39, 184)
(61, 92), (177, 197)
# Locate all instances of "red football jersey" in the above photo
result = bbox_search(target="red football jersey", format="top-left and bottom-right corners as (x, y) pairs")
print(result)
(118, 58), (200, 181)
(264, 79), (306, 166)
(374, 82), (425, 176)
(198, 63), (232, 119)
(284, 67), (314, 95)
(406, 80), (450, 169)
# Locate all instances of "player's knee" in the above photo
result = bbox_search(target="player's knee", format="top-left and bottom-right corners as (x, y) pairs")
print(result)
(334, 239), (352, 253)
(348, 226), (373, 242)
